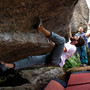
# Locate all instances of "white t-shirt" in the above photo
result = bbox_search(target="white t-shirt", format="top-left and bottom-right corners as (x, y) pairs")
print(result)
(86, 30), (90, 43)
(59, 40), (76, 67)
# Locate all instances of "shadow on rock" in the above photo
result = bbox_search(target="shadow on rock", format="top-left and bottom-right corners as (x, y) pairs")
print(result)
(0, 69), (29, 87)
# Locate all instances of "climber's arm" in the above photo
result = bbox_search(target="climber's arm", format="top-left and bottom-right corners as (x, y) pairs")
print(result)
(68, 25), (72, 40)
(85, 33), (90, 38)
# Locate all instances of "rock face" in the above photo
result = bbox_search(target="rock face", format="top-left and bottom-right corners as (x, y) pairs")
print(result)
(0, 0), (78, 62)
(0, 67), (66, 90)
(70, 0), (89, 32)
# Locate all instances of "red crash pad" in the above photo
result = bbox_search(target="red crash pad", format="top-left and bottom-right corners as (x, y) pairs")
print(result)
(66, 84), (90, 90)
(67, 73), (90, 86)
(44, 80), (65, 90)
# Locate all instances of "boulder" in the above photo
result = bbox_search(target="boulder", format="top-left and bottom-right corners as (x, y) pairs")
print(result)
(0, 0), (78, 62)
(0, 67), (66, 90)
(70, 0), (89, 32)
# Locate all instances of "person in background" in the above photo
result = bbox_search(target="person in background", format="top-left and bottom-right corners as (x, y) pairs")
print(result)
(75, 27), (88, 66)
(86, 23), (90, 51)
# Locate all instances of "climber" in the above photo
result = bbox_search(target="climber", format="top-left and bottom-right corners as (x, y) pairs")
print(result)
(0, 18), (85, 71)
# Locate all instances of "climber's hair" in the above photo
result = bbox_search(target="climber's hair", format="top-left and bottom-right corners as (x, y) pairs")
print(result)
(75, 36), (85, 47)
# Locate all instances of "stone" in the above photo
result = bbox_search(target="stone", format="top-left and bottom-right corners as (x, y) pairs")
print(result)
(0, 0), (78, 62)
(0, 67), (66, 90)
(70, 0), (89, 33)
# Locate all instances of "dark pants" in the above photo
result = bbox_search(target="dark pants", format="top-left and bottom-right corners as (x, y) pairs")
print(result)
(1, 32), (65, 71)
(77, 45), (87, 64)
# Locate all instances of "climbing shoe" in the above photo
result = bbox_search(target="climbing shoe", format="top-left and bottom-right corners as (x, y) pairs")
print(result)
(32, 17), (42, 29)
(80, 64), (87, 67)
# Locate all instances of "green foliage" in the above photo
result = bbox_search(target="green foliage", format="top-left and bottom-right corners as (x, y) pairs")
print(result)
(86, 46), (90, 65)
(63, 54), (81, 70)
